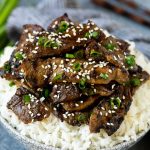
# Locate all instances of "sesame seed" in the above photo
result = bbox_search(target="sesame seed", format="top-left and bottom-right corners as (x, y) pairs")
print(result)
(101, 107), (105, 110)
(75, 103), (79, 107)
(40, 97), (45, 102)
(37, 113), (41, 116)
(54, 95), (57, 98)
(53, 107), (57, 111)
(43, 75), (48, 79)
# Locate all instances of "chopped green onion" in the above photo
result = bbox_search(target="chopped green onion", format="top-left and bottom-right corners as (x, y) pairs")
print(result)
(23, 95), (31, 105)
(73, 62), (81, 71)
(14, 52), (23, 60)
(4, 63), (11, 72)
(9, 81), (15, 87)
(110, 98), (115, 108)
(74, 50), (84, 59)
(100, 73), (109, 80)
(77, 114), (87, 122)
(57, 21), (69, 33)
(130, 78), (141, 86)
(125, 55), (135, 67)
(65, 53), (75, 59)
(53, 73), (63, 81)
(85, 32), (90, 38)
(90, 49), (101, 57)
(79, 78), (86, 89)
(110, 97), (121, 108)
(105, 43), (115, 51)
(43, 88), (50, 98)
(38, 37), (47, 46)
(91, 31), (99, 39)
(44, 40), (59, 48)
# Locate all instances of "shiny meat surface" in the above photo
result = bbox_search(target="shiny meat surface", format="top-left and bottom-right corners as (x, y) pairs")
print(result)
(89, 86), (132, 135)
(7, 87), (51, 124)
(1, 14), (149, 135)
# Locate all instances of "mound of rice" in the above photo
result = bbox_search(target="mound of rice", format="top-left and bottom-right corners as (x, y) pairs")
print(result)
(0, 44), (150, 150)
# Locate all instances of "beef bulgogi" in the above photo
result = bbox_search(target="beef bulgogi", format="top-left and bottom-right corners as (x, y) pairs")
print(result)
(0, 14), (149, 135)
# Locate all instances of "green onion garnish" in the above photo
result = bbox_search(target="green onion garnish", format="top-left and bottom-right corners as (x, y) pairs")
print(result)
(90, 49), (101, 57)
(74, 50), (84, 59)
(43, 88), (50, 98)
(110, 97), (121, 108)
(77, 114), (87, 122)
(9, 81), (15, 87)
(23, 95), (31, 105)
(85, 32), (90, 38)
(100, 73), (109, 80)
(44, 40), (59, 48)
(130, 78), (141, 86)
(105, 43), (115, 51)
(79, 78), (86, 89)
(14, 52), (23, 60)
(91, 31), (99, 39)
(53, 73), (63, 81)
(85, 31), (99, 39)
(65, 53), (75, 59)
(58, 21), (69, 33)
(73, 62), (81, 71)
(4, 63), (11, 72)
(125, 55), (135, 67)
(38, 37), (59, 49)
(38, 37), (47, 46)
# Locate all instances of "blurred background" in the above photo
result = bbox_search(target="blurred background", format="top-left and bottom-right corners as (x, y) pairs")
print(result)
(0, 0), (150, 150)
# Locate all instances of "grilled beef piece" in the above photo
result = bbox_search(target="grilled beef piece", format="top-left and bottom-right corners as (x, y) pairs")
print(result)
(16, 58), (129, 88)
(51, 83), (80, 103)
(7, 87), (51, 124)
(89, 86), (132, 135)
(85, 38), (130, 67)
(62, 95), (99, 112)
(52, 104), (91, 126)
(0, 24), (45, 80)
(1, 14), (149, 136)
(51, 83), (113, 104)
(129, 65), (150, 94)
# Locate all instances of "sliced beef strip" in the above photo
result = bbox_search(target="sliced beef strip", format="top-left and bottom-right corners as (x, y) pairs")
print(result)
(51, 83), (80, 103)
(7, 87), (51, 124)
(62, 95), (99, 112)
(18, 58), (129, 88)
(52, 104), (91, 126)
(0, 24), (45, 81)
(81, 84), (114, 96)
(129, 65), (150, 94)
(89, 85), (132, 135)
(49, 58), (129, 85)
(51, 83), (114, 104)
(85, 38), (130, 68)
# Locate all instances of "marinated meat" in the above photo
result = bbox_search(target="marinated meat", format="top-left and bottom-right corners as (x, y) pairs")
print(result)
(1, 14), (149, 136)
(51, 83), (80, 103)
(89, 86), (132, 135)
(62, 95), (99, 112)
(7, 87), (51, 124)
(17, 58), (129, 88)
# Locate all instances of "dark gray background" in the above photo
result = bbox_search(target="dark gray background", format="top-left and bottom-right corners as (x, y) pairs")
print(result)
(1, 0), (150, 150)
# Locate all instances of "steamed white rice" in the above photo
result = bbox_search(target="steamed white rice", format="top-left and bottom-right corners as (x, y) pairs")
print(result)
(0, 45), (150, 150)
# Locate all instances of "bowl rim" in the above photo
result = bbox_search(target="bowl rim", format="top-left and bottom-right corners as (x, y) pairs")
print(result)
(0, 115), (149, 150)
